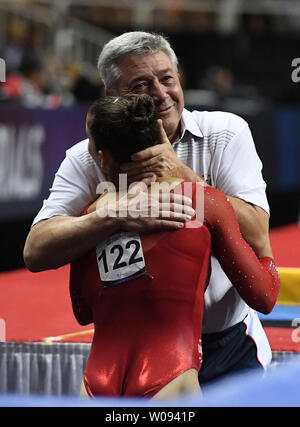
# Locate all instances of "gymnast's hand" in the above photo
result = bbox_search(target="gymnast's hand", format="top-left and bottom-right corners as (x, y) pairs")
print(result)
(120, 120), (200, 183)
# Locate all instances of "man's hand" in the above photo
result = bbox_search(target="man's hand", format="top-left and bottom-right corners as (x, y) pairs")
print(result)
(120, 120), (201, 183)
(90, 181), (196, 233)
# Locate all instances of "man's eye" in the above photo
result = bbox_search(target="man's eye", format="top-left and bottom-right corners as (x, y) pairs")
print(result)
(133, 82), (147, 91)
(163, 76), (173, 82)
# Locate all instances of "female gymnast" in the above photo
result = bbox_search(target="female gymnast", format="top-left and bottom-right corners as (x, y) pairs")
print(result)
(70, 95), (280, 400)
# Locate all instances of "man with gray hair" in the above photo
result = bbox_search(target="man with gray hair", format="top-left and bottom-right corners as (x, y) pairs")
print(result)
(24, 31), (273, 387)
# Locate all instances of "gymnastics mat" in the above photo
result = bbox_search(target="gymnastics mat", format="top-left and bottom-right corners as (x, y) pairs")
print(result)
(269, 223), (300, 304)
(0, 264), (299, 352)
(259, 305), (300, 351)
(261, 223), (300, 351)
(0, 223), (299, 350)
(0, 264), (93, 343)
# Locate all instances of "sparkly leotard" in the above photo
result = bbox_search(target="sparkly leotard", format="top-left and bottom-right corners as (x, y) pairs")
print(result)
(70, 184), (280, 398)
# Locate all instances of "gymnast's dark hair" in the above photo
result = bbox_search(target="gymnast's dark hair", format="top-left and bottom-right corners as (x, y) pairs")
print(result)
(87, 95), (159, 164)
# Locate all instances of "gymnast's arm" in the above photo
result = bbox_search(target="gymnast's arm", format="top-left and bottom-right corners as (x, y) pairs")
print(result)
(122, 119), (270, 256)
(202, 186), (280, 314)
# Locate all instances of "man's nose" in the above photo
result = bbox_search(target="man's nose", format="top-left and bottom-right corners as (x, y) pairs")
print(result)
(149, 80), (168, 103)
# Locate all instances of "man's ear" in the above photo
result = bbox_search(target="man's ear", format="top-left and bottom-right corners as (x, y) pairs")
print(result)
(99, 149), (118, 175)
(97, 149), (105, 169)
(88, 139), (103, 169)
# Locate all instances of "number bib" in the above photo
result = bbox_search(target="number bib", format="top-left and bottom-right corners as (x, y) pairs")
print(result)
(96, 232), (146, 287)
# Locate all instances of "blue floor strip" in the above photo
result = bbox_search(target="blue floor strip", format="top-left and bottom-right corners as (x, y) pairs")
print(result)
(258, 304), (300, 322)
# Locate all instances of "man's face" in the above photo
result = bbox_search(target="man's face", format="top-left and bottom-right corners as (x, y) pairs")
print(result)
(112, 51), (184, 143)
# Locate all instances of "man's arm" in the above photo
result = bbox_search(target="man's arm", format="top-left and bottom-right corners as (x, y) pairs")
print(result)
(228, 196), (271, 256)
(24, 214), (119, 272)
(24, 190), (194, 272)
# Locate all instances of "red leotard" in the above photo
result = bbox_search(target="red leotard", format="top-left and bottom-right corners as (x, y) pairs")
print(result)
(70, 184), (280, 398)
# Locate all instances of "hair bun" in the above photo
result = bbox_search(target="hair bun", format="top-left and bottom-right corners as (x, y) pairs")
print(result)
(125, 95), (156, 129)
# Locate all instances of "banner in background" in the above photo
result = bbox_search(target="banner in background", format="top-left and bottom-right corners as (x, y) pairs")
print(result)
(0, 106), (88, 221)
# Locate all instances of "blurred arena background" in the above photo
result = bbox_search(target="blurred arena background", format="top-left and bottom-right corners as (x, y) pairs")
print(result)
(0, 0), (300, 406)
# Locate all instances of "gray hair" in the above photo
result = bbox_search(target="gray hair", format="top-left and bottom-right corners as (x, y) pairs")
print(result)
(97, 31), (178, 91)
